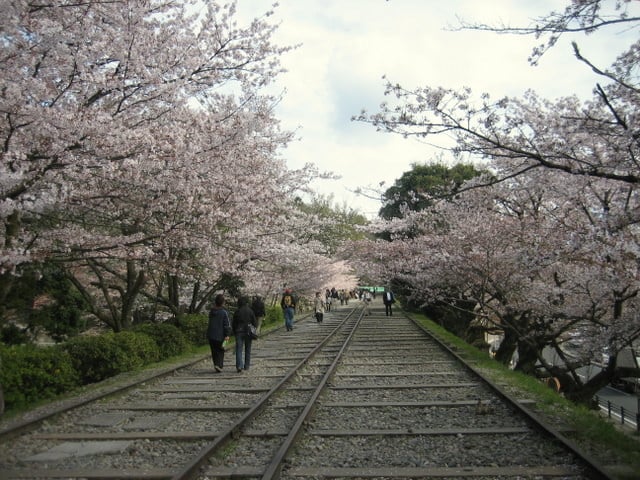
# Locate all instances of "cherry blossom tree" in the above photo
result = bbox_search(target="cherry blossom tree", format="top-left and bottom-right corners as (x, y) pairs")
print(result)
(231, 196), (364, 307)
(349, 164), (640, 403)
(358, 1), (639, 186)
(352, 0), (640, 403)
(1, 1), (340, 331)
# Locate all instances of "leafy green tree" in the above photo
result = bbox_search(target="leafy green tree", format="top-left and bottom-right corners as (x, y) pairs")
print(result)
(0, 263), (89, 344)
(297, 194), (369, 255)
(32, 266), (89, 342)
(379, 163), (482, 219)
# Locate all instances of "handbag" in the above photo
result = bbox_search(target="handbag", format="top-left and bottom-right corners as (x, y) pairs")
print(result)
(247, 323), (258, 340)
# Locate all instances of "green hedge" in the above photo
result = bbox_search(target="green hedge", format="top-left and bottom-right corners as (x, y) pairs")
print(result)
(0, 307), (302, 415)
(1, 318), (214, 415)
(109, 331), (160, 367)
(179, 314), (208, 346)
(0, 344), (80, 411)
(131, 322), (190, 358)
(62, 334), (135, 384)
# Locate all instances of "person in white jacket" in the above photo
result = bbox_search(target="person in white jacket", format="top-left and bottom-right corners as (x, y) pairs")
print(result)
(313, 291), (326, 323)
(362, 290), (372, 316)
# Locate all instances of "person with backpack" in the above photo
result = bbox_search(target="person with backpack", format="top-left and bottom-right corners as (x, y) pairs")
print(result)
(280, 288), (296, 331)
(207, 294), (231, 373)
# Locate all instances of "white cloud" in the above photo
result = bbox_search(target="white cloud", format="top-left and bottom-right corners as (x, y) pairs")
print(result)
(236, 0), (637, 217)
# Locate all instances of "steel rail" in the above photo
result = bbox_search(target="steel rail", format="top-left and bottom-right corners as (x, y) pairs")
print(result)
(248, 307), (614, 479)
(405, 311), (615, 480)
(0, 354), (209, 442)
(0, 313), (322, 479)
(0, 314), (315, 441)
(258, 304), (365, 479)
(0, 306), (618, 479)
(171, 307), (361, 480)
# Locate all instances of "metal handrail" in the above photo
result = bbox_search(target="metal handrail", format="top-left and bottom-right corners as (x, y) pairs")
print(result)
(593, 394), (640, 432)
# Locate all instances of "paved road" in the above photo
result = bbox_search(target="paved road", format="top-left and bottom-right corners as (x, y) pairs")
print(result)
(598, 387), (640, 418)
(545, 350), (639, 429)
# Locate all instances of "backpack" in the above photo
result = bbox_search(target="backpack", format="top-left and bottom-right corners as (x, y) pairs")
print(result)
(283, 294), (294, 307)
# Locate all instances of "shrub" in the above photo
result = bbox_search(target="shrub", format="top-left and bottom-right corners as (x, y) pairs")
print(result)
(179, 314), (208, 346)
(131, 322), (189, 359)
(62, 335), (132, 384)
(0, 323), (30, 345)
(0, 344), (80, 411)
(264, 305), (283, 328)
(109, 330), (160, 367)
(32, 266), (90, 342)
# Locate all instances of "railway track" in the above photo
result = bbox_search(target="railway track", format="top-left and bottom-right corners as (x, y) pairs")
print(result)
(0, 301), (613, 479)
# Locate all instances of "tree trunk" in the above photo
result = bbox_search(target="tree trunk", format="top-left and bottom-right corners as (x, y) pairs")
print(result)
(64, 260), (145, 332)
(563, 365), (616, 405)
(119, 260), (145, 330)
(188, 281), (201, 314)
(494, 326), (518, 366)
(514, 337), (545, 375)
(0, 211), (21, 325)
(166, 272), (180, 317)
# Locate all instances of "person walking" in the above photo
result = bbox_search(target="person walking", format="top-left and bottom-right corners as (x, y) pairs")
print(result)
(313, 291), (326, 323)
(233, 296), (257, 373)
(280, 288), (296, 331)
(325, 289), (332, 312)
(251, 295), (266, 334)
(382, 288), (395, 316)
(362, 289), (372, 316)
(331, 287), (339, 306)
(207, 294), (231, 373)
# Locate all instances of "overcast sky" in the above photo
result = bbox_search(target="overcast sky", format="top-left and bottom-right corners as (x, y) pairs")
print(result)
(235, 1), (635, 218)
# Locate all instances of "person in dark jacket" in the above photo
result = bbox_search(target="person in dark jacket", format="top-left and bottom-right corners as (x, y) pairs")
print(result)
(251, 295), (266, 334)
(207, 294), (231, 373)
(233, 296), (257, 373)
(382, 288), (396, 316)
